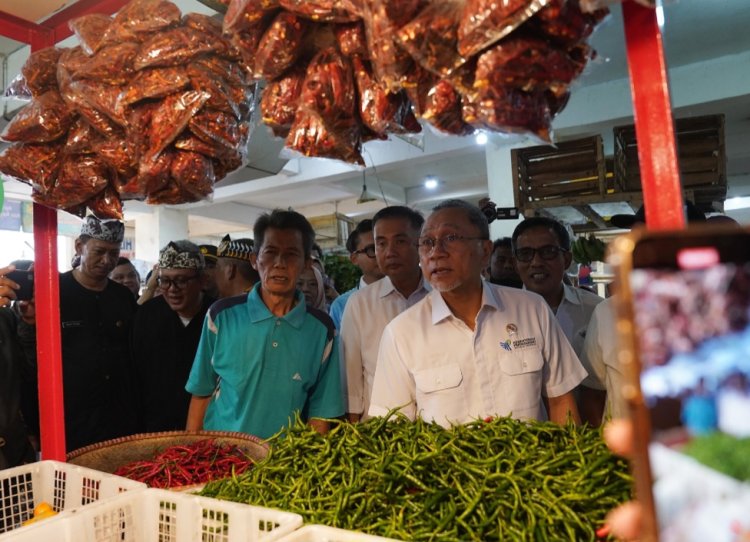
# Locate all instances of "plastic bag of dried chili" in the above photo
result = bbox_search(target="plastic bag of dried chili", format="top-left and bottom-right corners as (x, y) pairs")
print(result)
(299, 48), (357, 123)
(87, 186), (124, 219)
(457, 0), (553, 59)
(352, 55), (421, 136)
(279, 0), (359, 23)
(170, 150), (216, 201)
(187, 65), (242, 120)
(175, 133), (229, 159)
(61, 82), (123, 138)
(182, 13), (239, 61)
(229, 20), (273, 80)
(223, 0), (279, 33)
(20, 47), (62, 97)
(462, 85), (553, 143)
(142, 90), (211, 165)
(421, 79), (473, 136)
(134, 26), (225, 70)
(94, 137), (139, 180)
(0, 142), (63, 194)
(57, 47), (90, 90)
(1, 90), (74, 143)
(117, 66), (191, 110)
(189, 110), (249, 158)
(335, 21), (368, 58)
(473, 35), (582, 98)
(68, 13), (113, 55)
(253, 12), (309, 81)
(360, 0), (420, 92)
(124, 149), (174, 200)
(260, 64), (306, 138)
(530, 0), (608, 46)
(397, 0), (468, 78)
(53, 154), (113, 208)
(64, 119), (103, 155)
(99, 0), (182, 49)
(74, 42), (139, 85)
(285, 106), (364, 165)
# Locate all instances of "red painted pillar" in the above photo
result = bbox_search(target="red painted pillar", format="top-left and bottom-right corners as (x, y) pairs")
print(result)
(622, 1), (685, 230)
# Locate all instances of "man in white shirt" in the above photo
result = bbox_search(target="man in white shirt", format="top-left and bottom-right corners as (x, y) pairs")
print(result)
(369, 200), (585, 427)
(511, 217), (603, 357)
(341, 206), (431, 422)
(328, 219), (384, 330)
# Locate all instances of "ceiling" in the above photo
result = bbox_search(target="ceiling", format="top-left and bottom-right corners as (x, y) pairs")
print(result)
(1, 0), (750, 240)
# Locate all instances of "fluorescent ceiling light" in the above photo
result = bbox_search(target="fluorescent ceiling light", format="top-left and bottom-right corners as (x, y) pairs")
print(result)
(724, 196), (750, 211)
(475, 132), (488, 145)
(424, 176), (438, 189)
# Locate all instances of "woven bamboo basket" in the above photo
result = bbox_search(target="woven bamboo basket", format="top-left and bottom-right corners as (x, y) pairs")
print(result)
(66, 430), (269, 484)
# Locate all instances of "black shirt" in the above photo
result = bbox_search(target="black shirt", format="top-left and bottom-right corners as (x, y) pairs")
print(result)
(60, 271), (138, 451)
(131, 294), (213, 432)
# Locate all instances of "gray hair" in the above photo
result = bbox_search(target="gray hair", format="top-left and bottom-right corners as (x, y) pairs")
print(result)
(430, 199), (490, 239)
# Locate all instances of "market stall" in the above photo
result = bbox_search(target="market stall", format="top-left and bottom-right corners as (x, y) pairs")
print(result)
(0, 0), (688, 538)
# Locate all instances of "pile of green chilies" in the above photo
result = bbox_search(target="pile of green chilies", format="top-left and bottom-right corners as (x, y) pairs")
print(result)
(200, 414), (632, 541)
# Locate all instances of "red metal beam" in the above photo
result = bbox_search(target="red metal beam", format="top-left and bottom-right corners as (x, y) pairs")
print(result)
(622, 1), (685, 230)
(43, 0), (130, 43)
(0, 10), (47, 44)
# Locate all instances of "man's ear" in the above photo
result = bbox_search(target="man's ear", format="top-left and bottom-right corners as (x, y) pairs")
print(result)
(563, 248), (573, 269)
(74, 237), (84, 255)
(250, 252), (258, 270)
(480, 239), (493, 268)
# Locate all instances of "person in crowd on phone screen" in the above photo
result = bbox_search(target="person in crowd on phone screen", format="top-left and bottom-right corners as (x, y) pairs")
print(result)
(185, 210), (343, 438)
(0, 264), (36, 468)
(132, 241), (214, 432)
(329, 219), (385, 330)
(341, 206), (431, 422)
(214, 235), (259, 299)
(110, 257), (141, 299)
(369, 200), (585, 426)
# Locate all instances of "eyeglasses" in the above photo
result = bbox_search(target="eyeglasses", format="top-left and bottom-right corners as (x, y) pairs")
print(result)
(353, 244), (376, 258)
(417, 234), (486, 255)
(514, 245), (567, 263)
(157, 274), (199, 291)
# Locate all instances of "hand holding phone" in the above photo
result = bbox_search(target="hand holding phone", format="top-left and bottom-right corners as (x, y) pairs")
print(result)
(4, 269), (34, 301)
(611, 225), (750, 542)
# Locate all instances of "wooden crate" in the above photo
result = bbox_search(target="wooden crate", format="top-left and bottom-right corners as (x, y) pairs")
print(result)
(512, 136), (607, 207)
(613, 115), (727, 205)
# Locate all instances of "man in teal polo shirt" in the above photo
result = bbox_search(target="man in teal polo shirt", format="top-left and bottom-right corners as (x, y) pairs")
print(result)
(185, 210), (344, 438)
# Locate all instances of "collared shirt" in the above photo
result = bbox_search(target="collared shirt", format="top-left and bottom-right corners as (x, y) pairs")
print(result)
(185, 284), (344, 439)
(368, 282), (587, 427)
(554, 284), (603, 357)
(329, 277), (369, 330)
(341, 275), (431, 418)
(579, 296), (626, 419)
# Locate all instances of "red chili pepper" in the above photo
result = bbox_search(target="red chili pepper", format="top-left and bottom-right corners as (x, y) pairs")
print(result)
(596, 524), (611, 539)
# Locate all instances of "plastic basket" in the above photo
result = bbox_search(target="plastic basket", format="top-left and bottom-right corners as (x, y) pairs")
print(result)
(277, 525), (403, 542)
(55, 488), (303, 542)
(0, 460), (146, 536)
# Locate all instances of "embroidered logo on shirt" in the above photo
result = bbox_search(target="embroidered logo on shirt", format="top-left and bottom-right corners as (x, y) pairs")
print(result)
(292, 372), (302, 381)
(500, 340), (512, 351)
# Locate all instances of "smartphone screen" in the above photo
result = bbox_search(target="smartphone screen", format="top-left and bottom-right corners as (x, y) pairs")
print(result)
(5, 269), (33, 301)
(626, 229), (750, 542)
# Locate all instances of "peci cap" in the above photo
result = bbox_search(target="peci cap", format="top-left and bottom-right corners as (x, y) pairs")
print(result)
(610, 201), (706, 229)
(199, 244), (218, 266)
(217, 235), (254, 262)
(158, 241), (205, 270)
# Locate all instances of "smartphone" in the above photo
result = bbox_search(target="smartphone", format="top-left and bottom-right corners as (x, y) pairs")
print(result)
(611, 225), (750, 542)
(5, 269), (34, 301)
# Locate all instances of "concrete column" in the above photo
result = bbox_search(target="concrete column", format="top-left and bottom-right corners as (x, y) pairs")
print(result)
(134, 207), (189, 263)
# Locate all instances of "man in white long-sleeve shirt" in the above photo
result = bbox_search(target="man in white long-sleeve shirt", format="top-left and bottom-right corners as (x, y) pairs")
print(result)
(340, 206), (431, 422)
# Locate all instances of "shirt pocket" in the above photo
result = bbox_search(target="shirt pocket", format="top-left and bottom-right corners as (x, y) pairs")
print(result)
(498, 348), (544, 376)
(413, 363), (466, 424)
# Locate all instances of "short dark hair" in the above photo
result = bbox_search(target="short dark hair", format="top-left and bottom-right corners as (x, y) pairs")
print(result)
(431, 199), (490, 239)
(116, 257), (133, 267)
(254, 209), (316, 259)
(492, 237), (512, 251)
(345, 219), (374, 254)
(372, 206), (424, 233)
(512, 217), (571, 251)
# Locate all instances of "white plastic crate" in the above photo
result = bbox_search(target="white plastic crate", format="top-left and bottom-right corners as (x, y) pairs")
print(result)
(0, 460), (146, 536)
(56, 488), (303, 542)
(277, 525), (403, 542)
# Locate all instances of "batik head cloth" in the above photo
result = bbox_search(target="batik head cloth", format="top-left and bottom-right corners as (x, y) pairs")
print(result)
(158, 241), (205, 270)
(217, 235), (254, 262)
(79, 215), (124, 243)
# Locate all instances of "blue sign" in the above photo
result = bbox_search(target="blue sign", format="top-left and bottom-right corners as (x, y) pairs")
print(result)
(0, 198), (22, 231)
